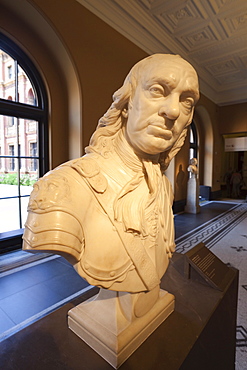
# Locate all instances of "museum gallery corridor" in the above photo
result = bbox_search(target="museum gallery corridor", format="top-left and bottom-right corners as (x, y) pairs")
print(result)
(0, 200), (246, 369)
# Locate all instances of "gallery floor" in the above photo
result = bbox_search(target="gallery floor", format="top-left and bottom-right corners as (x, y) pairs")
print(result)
(0, 199), (246, 369)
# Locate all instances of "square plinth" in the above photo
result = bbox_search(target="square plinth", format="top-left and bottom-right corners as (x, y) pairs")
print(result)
(68, 290), (175, 368)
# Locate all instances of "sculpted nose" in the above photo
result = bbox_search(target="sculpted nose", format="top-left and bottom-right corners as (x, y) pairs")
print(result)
(37, 193), (46, 204)
(159, 95), (180, 120)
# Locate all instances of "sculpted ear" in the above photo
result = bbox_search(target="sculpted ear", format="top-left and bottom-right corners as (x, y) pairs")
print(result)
(122, 108), (128, 118)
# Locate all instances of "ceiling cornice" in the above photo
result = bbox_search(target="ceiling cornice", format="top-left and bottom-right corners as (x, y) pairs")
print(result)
(77, 0), (247, 106)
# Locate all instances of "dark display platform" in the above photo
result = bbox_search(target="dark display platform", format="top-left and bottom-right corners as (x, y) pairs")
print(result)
(0, 253), (238, 370)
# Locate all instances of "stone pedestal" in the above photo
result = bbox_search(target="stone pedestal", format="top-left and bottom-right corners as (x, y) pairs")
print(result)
(185, 177), (200, 214)
(68, 288), (175, 369)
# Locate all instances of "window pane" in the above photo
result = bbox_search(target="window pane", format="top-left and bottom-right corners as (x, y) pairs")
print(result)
(0, 157), (19, 194)
(19, 118), (39, 173)
(20, 174), (38, 196)
(189, 122), (198, 160)
(0, 197), (20, 232)
(0, 115), (18, 160)
(0, 50), (16, 101)
(0, 181), (18, 198)
(18, 65), (38, 106)
(21, 196), (31, 228)
(190, 127), (194, 143)
(26, 119), (38, 138)
(0, 33), (48, 246)
(0, 49), (38, 106)
(190, 148), (194, 160)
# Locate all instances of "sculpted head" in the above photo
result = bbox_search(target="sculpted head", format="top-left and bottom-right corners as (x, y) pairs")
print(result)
(189, 158), (198, 166)
(87, 54), (199, 168)
(28, 173), (70, 211)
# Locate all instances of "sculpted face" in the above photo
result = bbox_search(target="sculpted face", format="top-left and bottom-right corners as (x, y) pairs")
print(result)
(124, 56), (199, 156)
(28, 174), (70, 210)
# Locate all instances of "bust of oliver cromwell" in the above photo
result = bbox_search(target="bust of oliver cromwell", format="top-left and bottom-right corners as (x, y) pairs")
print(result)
(23, 54), (199, 293)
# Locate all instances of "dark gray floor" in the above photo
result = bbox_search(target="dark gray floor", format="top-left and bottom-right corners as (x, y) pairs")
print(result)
(174, 201), (235, 239)
(0, 256), (90, 340)
(0, 200), (239, 341)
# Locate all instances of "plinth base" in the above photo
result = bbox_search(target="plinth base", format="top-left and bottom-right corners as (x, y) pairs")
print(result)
(68, 289), (174, 368)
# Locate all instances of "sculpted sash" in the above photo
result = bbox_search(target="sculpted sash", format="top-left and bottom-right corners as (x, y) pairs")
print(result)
(72, 160), (160, 291)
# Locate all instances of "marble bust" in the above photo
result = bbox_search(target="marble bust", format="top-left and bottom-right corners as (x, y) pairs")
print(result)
(188, 157), (198, 178)
(23, 54), (199, 294)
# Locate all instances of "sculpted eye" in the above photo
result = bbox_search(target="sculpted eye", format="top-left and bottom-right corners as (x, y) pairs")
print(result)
(149, 84), (165, 97)
(181, 97), (194, 112)
(48, 183), (57, 191)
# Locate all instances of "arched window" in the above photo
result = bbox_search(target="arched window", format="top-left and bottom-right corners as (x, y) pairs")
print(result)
(28, 89), (35, 106)
(189, 120), (198, 160)
(0, 33), (48, 252)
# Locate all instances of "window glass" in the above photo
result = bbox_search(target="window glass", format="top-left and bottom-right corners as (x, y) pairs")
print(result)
(0, 114), (39, 230)
(190, 126), (194, 143)
(0, 49), (38, 106)
(21, 196), (31, 229)
(0, 198), (20, 233)
(0, 52), (16, 100)
(189, 121), (198, 159)
(18, 65), (38, 106)
(189, 148), (194, 160)
(0, 34), (48, 246)
(0, 157), (19, 198)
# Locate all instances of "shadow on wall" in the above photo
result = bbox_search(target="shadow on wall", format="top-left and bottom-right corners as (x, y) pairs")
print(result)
(176, 164), (186, 200)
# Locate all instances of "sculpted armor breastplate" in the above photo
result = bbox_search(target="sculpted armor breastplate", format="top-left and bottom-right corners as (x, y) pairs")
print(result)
(23, 154), (174, 292)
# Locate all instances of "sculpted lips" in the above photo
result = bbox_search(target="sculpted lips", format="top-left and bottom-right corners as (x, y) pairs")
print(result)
(147, 123), (173, 140)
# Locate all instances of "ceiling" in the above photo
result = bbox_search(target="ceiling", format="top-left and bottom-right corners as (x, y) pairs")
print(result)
(78, 0), (247, 106)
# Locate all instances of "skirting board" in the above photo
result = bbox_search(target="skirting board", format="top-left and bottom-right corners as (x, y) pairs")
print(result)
(68, 290), (175, 368)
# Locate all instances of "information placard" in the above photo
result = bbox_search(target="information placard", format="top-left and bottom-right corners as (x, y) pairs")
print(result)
(185, 242), (233, 291)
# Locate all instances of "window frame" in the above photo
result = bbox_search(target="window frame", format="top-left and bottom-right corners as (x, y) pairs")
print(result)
(0, 32), (49, 253)
(189, 120), (198, 160)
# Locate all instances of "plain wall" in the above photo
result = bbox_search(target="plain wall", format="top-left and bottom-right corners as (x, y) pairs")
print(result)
(219, 103), (247, 134)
